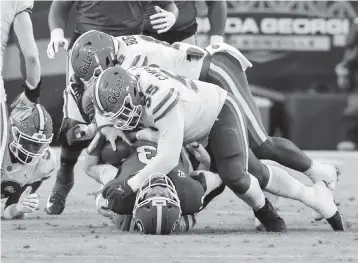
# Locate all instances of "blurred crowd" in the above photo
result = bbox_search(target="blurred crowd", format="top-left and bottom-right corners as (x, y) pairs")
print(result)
(336, 19), (358, 150)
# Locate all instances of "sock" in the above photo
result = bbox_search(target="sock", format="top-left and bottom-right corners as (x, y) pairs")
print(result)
(303, 161), (335, 183)
(266, 165), (337, 218)
(236, 174), (265, 211)
(201, 171), (223, 198)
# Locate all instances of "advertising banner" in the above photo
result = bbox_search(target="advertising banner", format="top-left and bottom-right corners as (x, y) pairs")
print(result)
(196, 1), (358, 92)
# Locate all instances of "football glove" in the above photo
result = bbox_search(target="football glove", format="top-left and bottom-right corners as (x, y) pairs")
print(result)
(16, 186), (38, 214)
(47, 28), (69, 59)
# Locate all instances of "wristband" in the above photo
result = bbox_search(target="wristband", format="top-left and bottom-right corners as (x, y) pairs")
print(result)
(24, 79), (41, 103)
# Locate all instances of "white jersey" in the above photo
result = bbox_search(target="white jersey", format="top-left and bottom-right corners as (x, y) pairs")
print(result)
(128, 67), (227, 143)
(1, 0), (33, 76)
(1, 147), (56, 200)
(115, 35), (207, 81)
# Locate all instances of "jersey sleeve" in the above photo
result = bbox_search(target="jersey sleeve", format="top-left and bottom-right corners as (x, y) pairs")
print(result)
(15, 0), (34, 15)
(36, 148), (56, 179)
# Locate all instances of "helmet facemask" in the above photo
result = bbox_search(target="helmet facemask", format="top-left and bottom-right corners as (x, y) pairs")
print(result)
(103, 94), (143, 130)
(9, 125), (53, 165)
(133, 173), (181, 234)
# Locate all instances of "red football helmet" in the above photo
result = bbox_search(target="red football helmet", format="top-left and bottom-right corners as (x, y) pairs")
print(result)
(94, 66), (143, 130)
(71, 30), (117, 86)
(133, 173), (181, 235)
(9, 104), (53, 165)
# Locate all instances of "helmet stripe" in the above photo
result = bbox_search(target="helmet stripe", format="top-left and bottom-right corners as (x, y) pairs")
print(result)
(156, 205), (163, 235)
(36, 104), (45, 134)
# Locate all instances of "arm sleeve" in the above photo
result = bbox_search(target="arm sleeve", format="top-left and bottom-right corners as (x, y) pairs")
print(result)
(127, 105), (184, 191)
(48, 0), (74, 31)
(206, 0), (227, 36)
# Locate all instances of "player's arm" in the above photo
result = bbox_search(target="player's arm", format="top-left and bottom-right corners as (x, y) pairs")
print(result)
(84, 132), (119, 185)
(48, 1), (74, 32)
(47, 1), (73, 58)
(128, 104), (184, 191)
(37, 148), (57, 179)
(13, 10), (41, 95)
(206, 0), (227, 45)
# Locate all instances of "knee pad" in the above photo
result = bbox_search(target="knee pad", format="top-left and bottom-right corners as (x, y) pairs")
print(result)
(58, 118), (91, 150)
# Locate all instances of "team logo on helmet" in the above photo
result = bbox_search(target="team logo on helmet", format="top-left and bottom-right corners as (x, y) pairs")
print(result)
(78, 47), (97, 76)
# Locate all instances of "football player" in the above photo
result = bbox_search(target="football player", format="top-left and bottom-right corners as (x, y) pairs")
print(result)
(1, 0), (42, 171)
(84, 131), (222, 233)
(70, 31), (339, 198)
(1, 104), (55, 219)
(94, 66), (344, 231)
(45, 0), (179, 215)
(92, 65), (288, 232)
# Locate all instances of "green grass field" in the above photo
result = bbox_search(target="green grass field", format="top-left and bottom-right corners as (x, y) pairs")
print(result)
(2, 149), (358, 263)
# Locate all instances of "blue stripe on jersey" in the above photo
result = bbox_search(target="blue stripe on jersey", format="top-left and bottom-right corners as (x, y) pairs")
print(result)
(153, 88), (174, 115)
(154, 92), (179, 123)
(130, 55), (141, 67)
(142, 56), (148, 67)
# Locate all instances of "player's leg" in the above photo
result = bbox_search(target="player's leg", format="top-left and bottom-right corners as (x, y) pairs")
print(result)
(206, 51), (338, 187)
(46, 38), (89, 215)
(208, 94), (286, 232)
(248, 151), (344, 231)
(0, 78), (8, 169)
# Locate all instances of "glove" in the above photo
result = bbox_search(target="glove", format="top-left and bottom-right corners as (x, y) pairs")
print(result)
(210, 35), (224, 45)
(16, 186), (39, 214)
(67, 123), (96, 146)
(186, 142), (211, 167)
(102, 179), (134, 211)
(101, 125), (132, 150)
(47, 28), (69, 59)
(150, 6), (176, 34)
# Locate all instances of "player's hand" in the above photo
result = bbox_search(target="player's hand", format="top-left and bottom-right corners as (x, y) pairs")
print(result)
(66, 124), (96, 146)
(16, 186), (38, 214)
(101, 126), (132, 150)
(150, 6), (176, 34)
(102, 179), (134, 212)
(47, 28), (68, 59)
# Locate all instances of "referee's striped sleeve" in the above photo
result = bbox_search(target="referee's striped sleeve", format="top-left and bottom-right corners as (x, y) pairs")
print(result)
(152, 88), (179, 123)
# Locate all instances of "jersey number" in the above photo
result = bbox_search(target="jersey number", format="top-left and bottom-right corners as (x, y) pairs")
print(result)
(136, 146), (157, 164)
(122, 36), (138, 46)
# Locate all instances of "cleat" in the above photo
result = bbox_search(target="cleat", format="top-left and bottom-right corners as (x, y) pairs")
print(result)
(326, 211), (345, 231)
(45, 191), (67, 215)
(254, 192), (279, 231)
(254, 198), (286, 232)
(309, 181), (344, 231)
(45, 182), (73, 215)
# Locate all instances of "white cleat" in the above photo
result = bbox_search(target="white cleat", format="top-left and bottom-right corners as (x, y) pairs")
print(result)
(309, 181), (344, 230)
(314, 165), (340, 221)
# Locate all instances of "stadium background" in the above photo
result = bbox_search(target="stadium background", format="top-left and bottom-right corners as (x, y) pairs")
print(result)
(3, 1), (358, 150)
